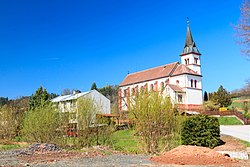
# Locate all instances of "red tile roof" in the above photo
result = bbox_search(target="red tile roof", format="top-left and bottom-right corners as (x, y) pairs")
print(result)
(171, 64), (199, 76)
(167, 84), (184, 92)
(120, 62), (201, 86)
(120, 62), (178, 86)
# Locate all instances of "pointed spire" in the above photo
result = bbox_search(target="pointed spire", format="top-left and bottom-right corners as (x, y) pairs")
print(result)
(181, 18), (200, 55)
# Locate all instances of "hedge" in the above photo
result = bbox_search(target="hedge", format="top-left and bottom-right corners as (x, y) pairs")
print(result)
(181, 115), (220, 148)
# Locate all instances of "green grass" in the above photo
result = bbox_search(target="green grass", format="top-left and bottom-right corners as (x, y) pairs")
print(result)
(218, 116), (243, 125)
(0, 143), (28, 151)
(111, 129), (141, 153)
(240, 140), (250, 147)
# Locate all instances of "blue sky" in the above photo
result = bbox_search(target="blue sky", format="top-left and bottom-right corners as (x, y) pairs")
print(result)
(0, 0), (249, 99)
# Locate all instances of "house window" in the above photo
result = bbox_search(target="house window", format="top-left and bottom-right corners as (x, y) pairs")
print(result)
(178, 94), (183, 103)
(191, 79), (193, 87)
(194, 80), (197, 88)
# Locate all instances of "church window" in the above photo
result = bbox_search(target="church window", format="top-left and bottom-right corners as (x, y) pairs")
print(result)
(178, 94), (183, 103)
(161, 82), (164, 92)
(191, 79), (193, 87)
(132, 88), (135, 95)
(194, 80), (197, 88)
(150, 84), (154, 91)
(124, 90), (127, 97)
(194, 58), (198, 64)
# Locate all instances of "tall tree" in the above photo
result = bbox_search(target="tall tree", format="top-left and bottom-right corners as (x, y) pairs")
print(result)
(90, 82), (97, 90)
(211, 85), (232, 107)
(29, 86), (50, 110)
(235, 0), (250, 57)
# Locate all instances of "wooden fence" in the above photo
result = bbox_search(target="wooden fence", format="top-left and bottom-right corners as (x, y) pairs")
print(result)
(201, 110), (250, 125)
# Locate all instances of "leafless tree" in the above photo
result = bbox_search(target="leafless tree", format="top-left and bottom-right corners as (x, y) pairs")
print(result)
(235, 0), (250, 57)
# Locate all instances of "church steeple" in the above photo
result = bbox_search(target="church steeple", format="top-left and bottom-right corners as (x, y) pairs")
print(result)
(181, 18), (200, 55)
(180, 19), (202, 75)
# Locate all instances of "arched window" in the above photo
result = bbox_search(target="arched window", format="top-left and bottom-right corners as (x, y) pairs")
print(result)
(191, 79), (193, 88)
(124, 89), (127, 97)
(132, 88), (135, 95)
(176, 80), (179, 84)
(161, 82), (164, 92)
(194, 80), (197, 88)
(150, 84), (154, 91)
(187, 58), (189, 64)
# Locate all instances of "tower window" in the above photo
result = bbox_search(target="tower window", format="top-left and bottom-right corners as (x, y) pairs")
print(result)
(191, 79), (193, 87)
(194, 58), (198, 64)
(194, 80), (197, 88)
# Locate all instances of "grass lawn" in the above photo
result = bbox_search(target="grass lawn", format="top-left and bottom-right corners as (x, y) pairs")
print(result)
(111, 129), (141, 154)
(218, 116), (243, 125)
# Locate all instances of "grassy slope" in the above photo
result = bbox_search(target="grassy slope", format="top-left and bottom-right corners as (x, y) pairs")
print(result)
(111, 129), (141, 154)
(218, 116), (243, 125)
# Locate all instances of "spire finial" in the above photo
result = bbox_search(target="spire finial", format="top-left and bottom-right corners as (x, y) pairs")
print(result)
(187, 17), (190, 26)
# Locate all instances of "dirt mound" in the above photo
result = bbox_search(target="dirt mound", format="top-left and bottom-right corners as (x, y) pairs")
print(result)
(150, 145), (238, 166)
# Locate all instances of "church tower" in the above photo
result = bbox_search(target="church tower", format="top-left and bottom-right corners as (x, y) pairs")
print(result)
(180, 19), (201, 75)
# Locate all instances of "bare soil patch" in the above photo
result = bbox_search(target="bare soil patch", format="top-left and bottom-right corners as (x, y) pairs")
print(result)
(150, 145), (238, 166)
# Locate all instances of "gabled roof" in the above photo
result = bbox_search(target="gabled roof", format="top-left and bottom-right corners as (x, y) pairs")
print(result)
(120, 62), (201, 87)
(51, 91), (91, 102)
(171, 64), (199, 76)
(181, 19), (200, 55)
(120, 62), (178, 86)
(167, 84), (184, 92)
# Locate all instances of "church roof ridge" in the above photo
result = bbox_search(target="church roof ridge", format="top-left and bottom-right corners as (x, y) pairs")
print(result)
(120, 62), (179, 86)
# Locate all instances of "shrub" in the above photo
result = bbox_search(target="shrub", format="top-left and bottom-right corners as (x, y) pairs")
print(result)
(21, 105), (63, 143)
(77, 97), (114, 147)
(0, 105), (18, 139)
(181, 115), (220, 148)
(129, 91), (183, 153)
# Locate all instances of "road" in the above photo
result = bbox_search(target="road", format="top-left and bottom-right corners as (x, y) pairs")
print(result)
(220, 125), (250, 142)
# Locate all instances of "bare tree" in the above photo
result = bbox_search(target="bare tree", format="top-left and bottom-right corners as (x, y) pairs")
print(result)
(235, 0), (250, 57)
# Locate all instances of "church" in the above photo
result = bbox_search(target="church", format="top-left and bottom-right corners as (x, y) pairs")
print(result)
(118, 21), (203, 112)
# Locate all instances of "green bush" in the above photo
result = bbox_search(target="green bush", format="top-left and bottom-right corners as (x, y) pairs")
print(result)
(181, 115), (220, 148)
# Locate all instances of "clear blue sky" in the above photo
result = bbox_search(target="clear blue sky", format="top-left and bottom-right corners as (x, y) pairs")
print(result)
(0, 0), (249, 99)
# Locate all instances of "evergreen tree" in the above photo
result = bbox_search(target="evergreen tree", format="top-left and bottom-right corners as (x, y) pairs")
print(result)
(29, 86), (50, 110)
(212, 85), (232, 107)
(0, 97), (8, 107)
(203, 91), (208, 101)
(90, 82), (97, 90)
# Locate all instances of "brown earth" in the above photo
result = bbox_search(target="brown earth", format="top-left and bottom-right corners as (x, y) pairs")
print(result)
(150, 135), (250, 166)
(150, 145), (238, 166)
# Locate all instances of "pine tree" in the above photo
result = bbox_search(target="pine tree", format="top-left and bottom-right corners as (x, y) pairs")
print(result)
(204, 91), (208, 101)
(29, 86), (50, 110)
(212, 85), (232, 107)
(90, 82), (97, 90)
